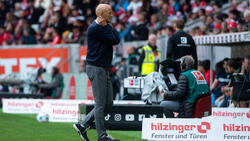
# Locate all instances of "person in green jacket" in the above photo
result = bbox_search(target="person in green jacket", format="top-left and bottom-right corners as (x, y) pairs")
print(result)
(37, 67), (64, 99)
(160, 55), (209, 118)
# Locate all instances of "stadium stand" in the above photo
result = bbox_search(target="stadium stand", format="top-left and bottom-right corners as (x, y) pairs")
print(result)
(0, 0), (249, 45)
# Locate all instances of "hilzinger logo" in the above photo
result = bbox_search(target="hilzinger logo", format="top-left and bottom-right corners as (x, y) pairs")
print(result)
(35, 101), (44, 108)
(151, 122), (211, 133)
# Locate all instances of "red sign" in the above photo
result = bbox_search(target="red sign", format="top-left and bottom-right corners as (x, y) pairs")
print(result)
(0, 48), (69, 74)
(79, 46), (87, 60)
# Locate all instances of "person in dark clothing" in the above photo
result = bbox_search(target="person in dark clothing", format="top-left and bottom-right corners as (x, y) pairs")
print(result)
(160, 55), (209, 118)
(166, 19), (198, 65)
(242, 56), (250, 81)
(73, 4), (120, 141)
(37, 67), (64, 99)
(20, 30), (36, 44)
(130, 13), (149, 41)
(241, 56), (250, 98)
(211, 59), (230, 100)
(217, 59), (239, 107)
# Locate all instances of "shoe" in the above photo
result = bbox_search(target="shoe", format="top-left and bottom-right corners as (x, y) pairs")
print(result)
(73, 123), (89, 141)
(98, 134), (120, 141)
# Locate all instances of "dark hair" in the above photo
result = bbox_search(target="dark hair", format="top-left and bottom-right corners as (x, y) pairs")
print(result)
(166, 26), (174, 32)
(228, 59), (239, 70)
(224, 57), (229, 62)
(52, 67), (59, 78)
(176, 19), (185, 29)
(215, 61), (224, 73)
(199, 60), (210, 72)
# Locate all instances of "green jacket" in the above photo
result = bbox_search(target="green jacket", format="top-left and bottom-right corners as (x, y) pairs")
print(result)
(181, 69), (209, 103)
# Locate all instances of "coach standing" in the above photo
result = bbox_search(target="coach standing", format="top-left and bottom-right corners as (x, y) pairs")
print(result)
(73, 4), (120, 141)
(166, 19), (198, 65)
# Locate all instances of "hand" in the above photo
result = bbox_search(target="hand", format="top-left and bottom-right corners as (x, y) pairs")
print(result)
(218, 95), (224, 101)
(96, 17), (107, 26)
(161, 90), (165, 99)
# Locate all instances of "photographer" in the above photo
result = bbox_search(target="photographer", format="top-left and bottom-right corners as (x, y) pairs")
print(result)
(36, 67), (64, 99)
(160, 55), (209, 118)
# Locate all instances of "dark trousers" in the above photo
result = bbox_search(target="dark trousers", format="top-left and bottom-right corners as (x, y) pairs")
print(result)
(81, 65), (113, 137)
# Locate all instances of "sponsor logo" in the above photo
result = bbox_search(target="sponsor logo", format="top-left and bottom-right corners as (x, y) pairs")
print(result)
(213, 110), (250, 119)
(192, 71), (207, 84)
(129, 80), (134, 85)
(151, 122), (211, 133)
(223, 124), (250, 132)
(35, 101), (44, 108)
(105, 114), (111, 121)
(181, 37), (187, 44)
(125, 114), (135, 121)
(139, 114), (145, 121)
(114, 114), (122, 121)
(52, 108), (77, 117)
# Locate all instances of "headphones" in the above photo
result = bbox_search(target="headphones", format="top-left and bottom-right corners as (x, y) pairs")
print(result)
(181, 57), (187, 70)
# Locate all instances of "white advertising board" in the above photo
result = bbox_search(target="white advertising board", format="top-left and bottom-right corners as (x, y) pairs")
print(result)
(142, 118), (250, 141)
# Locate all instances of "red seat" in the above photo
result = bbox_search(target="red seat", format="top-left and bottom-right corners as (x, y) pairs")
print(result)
(192, 95), (212, 118)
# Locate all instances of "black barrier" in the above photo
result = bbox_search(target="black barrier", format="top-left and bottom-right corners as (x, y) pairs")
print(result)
(79, 104), (164, 130)
(0, 92), (44, 107)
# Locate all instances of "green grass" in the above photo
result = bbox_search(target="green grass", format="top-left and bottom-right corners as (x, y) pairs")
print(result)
(0, 109), (145, 141)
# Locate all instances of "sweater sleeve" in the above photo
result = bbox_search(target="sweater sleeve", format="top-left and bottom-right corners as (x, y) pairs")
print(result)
(138, 50), (145, 73)
(38, 78), (59, 89)
(91, 24), (120, 45)
(164, 75), (189, 101)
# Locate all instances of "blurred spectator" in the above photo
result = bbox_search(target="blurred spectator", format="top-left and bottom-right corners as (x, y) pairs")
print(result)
(211, 58), (230, 102)
(244, 10), (250, 31)
(242, 55), (250, 81)
(216, 59), (239, 107)
(129, 13), (148, 41)
(127, 46), (137, 65)
(20, 29), (37, 44)
(0, 1), (7, 26)
(49, 28), (62, 45)
(127, 0), (142, 14)
(149, 14), (161, 32)
(198, 60), (216, 87)
(165, 26), (175, 36)
(0, 0), (248, 45)
(156, 3), (168, 26)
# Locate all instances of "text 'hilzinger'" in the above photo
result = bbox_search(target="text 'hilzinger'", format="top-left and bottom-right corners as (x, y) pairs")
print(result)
(151, 122), (211, 133)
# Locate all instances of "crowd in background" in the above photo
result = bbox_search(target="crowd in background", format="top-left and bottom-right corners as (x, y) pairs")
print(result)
(0, 0), (250, 45)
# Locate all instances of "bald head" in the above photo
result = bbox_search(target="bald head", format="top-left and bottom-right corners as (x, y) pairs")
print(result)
(96, 4), (113, 23)
(149, 34), (157, 47)
(96, 4), (111, 17)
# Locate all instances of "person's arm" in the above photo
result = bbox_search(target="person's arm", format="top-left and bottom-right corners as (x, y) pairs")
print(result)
(126, 2), (133, 11)
(138, 50), (145, 73)
(91, 24), (120, 45)
(163, 75), (189, 100)
(38, 78), (59, 89)
(166, 36), (174, 59)
(210, 78), (219, 90)
(191, 38), (198, 66)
